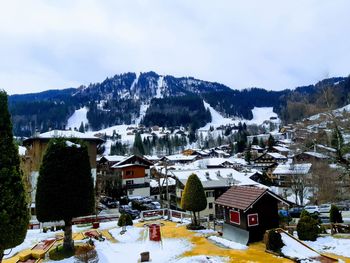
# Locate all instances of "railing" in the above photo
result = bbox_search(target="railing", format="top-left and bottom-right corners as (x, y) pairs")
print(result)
(140, 208), (191, 222)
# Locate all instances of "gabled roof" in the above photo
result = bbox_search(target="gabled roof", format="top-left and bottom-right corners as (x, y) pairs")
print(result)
(112, 155), (154, 168)
(273, 163), (312, 175)
(215, 185), (289, 212)
(100, 155), (126, 163)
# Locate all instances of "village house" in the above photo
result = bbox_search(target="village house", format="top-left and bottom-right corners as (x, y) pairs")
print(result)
(170, 168), (263, 220)
(251, 152), (287, 173)
(111, 155), (154, 197)
(215, 186), (289, 244)
(271, 163), (312, 187)
(160, 154), (199, 165)
(22, 130), (103, 209)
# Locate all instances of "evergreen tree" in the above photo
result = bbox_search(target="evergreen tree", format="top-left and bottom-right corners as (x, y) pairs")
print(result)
(0, 91), (29, 262)
(78, 122), (85, 133)
(36, 139), (95, 251)
(252, 136), (259, 145)
(259, 138), (265, 148)
(181, 173), (207, 227)
(245, 150), (252, 164)
(267, 134), (275, 150)
(132, 132), (145, 156)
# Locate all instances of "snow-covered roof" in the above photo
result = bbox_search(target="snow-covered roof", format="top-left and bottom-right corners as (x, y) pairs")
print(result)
(101, 155), (126, 162)
(303, 152), (329, 159)
(112, 163), (147, 169)
(32, 130), (102, 140)
(273, 146), (290, 152)
(190, 158), (235, 169)
(267, 152), (288, 159)
(228, 157), (247, 165)
(171, 168), (263, 189)
(163, 154), (197, 162)
(273, 163), (312, 175)
(316, 144), (337, 153)
(149, 178), (176, 188)
(144, 155), (161, 161)
(251, 145), (264, 150)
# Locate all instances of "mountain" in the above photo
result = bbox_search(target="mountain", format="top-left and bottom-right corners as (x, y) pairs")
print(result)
(8, 71), (349, 137)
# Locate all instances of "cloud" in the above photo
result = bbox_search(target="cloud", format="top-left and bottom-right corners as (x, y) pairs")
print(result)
(0, 0), (349, 94)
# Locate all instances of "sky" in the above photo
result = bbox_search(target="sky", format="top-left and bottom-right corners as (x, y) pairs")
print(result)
(1, 0), (350, 95)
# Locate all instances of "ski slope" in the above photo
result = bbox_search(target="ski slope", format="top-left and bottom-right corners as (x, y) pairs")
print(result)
(66, 107), (89, 130)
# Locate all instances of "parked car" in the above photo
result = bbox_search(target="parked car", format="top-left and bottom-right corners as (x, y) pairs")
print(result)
(319, 204), (332, 213)
(151, 201), (161, 209)
(304, 205), (319, 215)
(334, 201), (350, 211)
(119, 205), (140, 219)
(288, 207), (303, 218)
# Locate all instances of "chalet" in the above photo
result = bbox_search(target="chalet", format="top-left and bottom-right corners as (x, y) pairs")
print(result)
(111, 155), (154, 197)
(171, 168), (263, 219)
(210, 149), (230, 158)
(294, 151), (329, 162)
(251, 145), (265, 154)
(215, 186), (289, 244)
(22, 130), (103, 205)
(271, 163), (312, 187)
(191, 158), (237, 169)
(272, 146), (290, 157)
(160, 154), (198, 165)
(251, 152), (287, 172)
(97, 155), (126, 174)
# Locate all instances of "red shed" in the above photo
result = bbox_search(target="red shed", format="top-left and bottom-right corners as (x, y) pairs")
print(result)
(215, 186), (289, 244)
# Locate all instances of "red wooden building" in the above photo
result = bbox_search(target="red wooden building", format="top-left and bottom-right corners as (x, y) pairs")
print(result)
(215, 186), (289, 244)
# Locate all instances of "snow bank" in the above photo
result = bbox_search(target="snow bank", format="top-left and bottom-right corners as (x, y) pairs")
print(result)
(208, 236), (248, 250)
(280, 233), (319, 261)
(109, 226), (143, 243)
(304, 236), (350, 258)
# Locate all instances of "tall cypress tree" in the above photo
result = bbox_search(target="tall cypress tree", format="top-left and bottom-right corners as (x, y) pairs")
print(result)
(36, 138), (94, 251)
(0, 91), (29, 262)
(132, 132), (145, 156)
(181, 173), (207, 227)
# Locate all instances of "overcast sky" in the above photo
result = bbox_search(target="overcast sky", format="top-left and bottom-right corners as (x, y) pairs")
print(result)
(1, 0), (349, 94)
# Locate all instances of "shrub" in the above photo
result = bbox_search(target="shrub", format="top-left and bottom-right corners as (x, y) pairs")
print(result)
(266, 229), (284, 253)
(118, 214), (133, 230)
(297, 213), (319, 241)
(330, 205), (343, 223)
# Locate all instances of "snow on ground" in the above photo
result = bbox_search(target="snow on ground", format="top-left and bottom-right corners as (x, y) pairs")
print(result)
(246, 107), (279, 126)
(109, 226), (143, 243)
(208, 236), (248, 250)
(135, 103), (150, 125)
(3, 229), (57, 259)
(280, 232), (319, 261)
(156, 76), (164, 98)
(66, 107), (88, 130)
(304, 236), (350, 258)
(200, 102), (279, 131)
(173, 255), (229, 263)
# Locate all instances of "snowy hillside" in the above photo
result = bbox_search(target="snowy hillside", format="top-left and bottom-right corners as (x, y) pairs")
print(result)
(66, 107), (89, 130)
(200, 101), (280, 130)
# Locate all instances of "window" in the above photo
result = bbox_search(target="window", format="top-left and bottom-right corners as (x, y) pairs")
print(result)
(208, 203), (213, 209)
(247, 213), (259, 227)
(126, 180), (134, 185)
(206, 191), (214, 198)
(126, 170), (134, 176)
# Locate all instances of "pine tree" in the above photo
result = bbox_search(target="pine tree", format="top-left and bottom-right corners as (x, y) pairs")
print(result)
(252, 136), (259, 145)
(132, 132), (145, 156)
(267, 134), (275, 150)
(0, 91), (29, 262)
(78, 122), (85, 133)
(181, 173), (207, 227)
(36, 138), (95, 251)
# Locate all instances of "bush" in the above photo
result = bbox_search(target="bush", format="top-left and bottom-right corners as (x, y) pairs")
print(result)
(330, 205), (343, 223)
(118, 214), (133, 229)
(297, 213), (319, 241)
(266, 229), (284, 253)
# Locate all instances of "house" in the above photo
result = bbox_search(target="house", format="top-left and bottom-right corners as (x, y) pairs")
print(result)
(215, 186), (289, 244)
(171, 168), (263, 219)
(294, 151), (329, 162)
(251, 152), (287, 173)
(191, 158), (236, 169)
(272, 146), (290, 157)
(22, 130), (103, 206)
(111, 155), (154, 197)
(271, 163), (312, 187)
(160, 154), (198, 165)
(97, 155), (126, 174)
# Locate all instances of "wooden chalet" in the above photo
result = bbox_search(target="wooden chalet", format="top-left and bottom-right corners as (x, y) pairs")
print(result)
(215, 186), (289, 244)
(111, 155), (154, 197)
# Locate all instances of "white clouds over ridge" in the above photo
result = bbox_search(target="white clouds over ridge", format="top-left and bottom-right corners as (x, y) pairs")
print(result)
(0, 0), (349, 94)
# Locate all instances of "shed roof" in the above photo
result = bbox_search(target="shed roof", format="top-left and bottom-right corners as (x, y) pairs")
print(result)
(215, 185), (288, 211)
